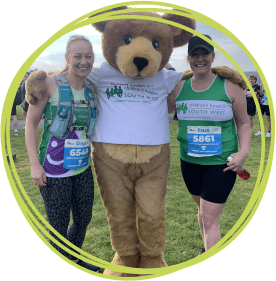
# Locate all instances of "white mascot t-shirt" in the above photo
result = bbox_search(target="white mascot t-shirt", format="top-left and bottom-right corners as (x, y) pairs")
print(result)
(87, 62), (183, 145)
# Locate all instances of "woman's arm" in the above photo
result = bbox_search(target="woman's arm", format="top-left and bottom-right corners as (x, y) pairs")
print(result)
(90, 83), (96, 98)
(224, 80), (251, 172)
(167, 80), (184, 113)
(259, 83), (264, 98)
(259, 83), (264, 97)
(21, 97), (26, 108)
(244, 89), (252, 97)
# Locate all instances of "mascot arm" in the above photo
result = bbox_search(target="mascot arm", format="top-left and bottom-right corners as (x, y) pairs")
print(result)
(26, 70), (49, 105)
(181, 66), (247, 90)
(212, 66), (247, 89)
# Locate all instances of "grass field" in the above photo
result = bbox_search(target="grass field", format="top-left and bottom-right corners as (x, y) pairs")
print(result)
(5, 110), (272, 267)
(12, 104), (25, 120)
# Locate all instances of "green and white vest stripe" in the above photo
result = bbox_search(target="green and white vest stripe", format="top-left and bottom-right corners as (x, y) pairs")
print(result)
(176, 75), (238, 165)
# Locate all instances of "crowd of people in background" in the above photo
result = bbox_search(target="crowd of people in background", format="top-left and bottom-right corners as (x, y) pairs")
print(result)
(11, 69), (40, 135)
(253, 81), (271, 137)
(244, 74), (271, 137)
(11, 73), (29, 135)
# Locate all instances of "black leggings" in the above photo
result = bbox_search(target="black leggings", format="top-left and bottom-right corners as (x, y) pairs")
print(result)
(39, 168), (94, 260)
(180, 159), (237, 204)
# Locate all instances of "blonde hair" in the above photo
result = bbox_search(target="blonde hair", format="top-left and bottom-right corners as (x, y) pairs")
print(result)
(56, 35), (93, 76)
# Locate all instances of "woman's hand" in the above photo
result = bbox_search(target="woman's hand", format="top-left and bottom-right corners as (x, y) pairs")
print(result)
(164, 63), (172, 70)
(224, 80), (251, 173)
(31, 163), (47, 186)
(223, 151), (248, 172)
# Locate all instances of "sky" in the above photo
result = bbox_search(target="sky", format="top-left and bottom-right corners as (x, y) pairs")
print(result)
(29, 10), (256, 74)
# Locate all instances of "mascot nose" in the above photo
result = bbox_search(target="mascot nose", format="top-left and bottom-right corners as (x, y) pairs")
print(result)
(133, 57), (148, 72)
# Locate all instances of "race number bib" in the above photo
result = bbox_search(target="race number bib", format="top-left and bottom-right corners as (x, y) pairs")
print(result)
(63, 139), (90, 169)
(187, 126), (222, 157)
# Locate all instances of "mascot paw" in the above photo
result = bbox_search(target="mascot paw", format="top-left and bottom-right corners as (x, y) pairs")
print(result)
(103, 252), (140, 277)
(25, 70), (48, 105)
(182, 69), (194, 81)
(138, 253), (168, 269)
(211, 66), (247, 89)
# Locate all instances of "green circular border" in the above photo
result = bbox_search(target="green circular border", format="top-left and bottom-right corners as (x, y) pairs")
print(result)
(1, 1), (274, 279)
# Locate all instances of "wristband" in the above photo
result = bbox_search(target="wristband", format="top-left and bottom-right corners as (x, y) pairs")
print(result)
(168, 67), (176, 71)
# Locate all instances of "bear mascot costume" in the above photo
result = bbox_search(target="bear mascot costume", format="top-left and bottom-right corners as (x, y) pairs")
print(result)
(86, 7), (195, 276)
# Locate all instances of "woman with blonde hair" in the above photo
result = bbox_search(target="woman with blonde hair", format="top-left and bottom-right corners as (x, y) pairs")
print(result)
(25, 35), (99, 271)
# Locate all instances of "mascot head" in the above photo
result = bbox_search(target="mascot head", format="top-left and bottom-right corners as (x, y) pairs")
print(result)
(91, 7), (196, 78)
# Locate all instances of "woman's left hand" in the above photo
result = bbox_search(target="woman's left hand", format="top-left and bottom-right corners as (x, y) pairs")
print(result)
(223, 151), (248, 172)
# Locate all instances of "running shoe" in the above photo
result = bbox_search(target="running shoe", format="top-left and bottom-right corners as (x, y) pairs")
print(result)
(77, 260), (100, 272)
(14, 130), (18, 136)
(254, 130), (261, 136)
(6, 154), (16, 162)
(266, 132), (271, 137)
(197, 247), (205, 256)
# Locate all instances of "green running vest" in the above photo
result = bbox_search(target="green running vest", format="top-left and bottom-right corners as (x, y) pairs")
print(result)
(176, 75), (238, 165)
(38, 77), (95, 177)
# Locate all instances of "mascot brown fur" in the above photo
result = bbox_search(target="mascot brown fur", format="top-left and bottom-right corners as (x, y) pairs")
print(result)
(25, 6), (246, 277)
(182, 67), (247, 89)
(88, 7), (196, 277)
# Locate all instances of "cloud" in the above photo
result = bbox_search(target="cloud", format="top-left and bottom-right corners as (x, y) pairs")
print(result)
(30, 16), (256, 73)
(30, 59), (65, 72)
(72, 25), (101, 37)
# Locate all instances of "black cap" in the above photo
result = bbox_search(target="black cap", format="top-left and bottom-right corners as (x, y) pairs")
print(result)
(188, 35), (214, 55)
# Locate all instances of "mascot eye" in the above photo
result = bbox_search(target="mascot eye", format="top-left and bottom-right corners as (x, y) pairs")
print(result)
(122, 35), (132, 46)
(152, 40), (159, 50)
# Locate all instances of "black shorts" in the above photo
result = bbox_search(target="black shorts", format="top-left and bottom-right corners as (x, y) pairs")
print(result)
(23, 101), (29, 112)
(261, 104), (270, 116)
(180, 159), (237, 204)
(11, 102), (17, 116)
(246, 97), (256, 116)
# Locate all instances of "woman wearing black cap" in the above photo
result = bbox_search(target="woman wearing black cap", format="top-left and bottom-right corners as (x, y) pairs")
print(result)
(167, 35), (251, 254)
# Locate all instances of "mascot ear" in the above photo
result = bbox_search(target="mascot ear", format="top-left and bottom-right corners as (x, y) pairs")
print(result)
(90, 6), (128, 33)
(162, 10), (196, 48)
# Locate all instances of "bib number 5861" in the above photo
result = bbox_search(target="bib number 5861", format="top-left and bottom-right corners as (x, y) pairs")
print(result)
(193, 135), (215, 143)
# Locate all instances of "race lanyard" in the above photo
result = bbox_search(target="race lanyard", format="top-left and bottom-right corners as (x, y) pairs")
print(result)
(187, 126), (222, 157)
(63, 139), (90, 169)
